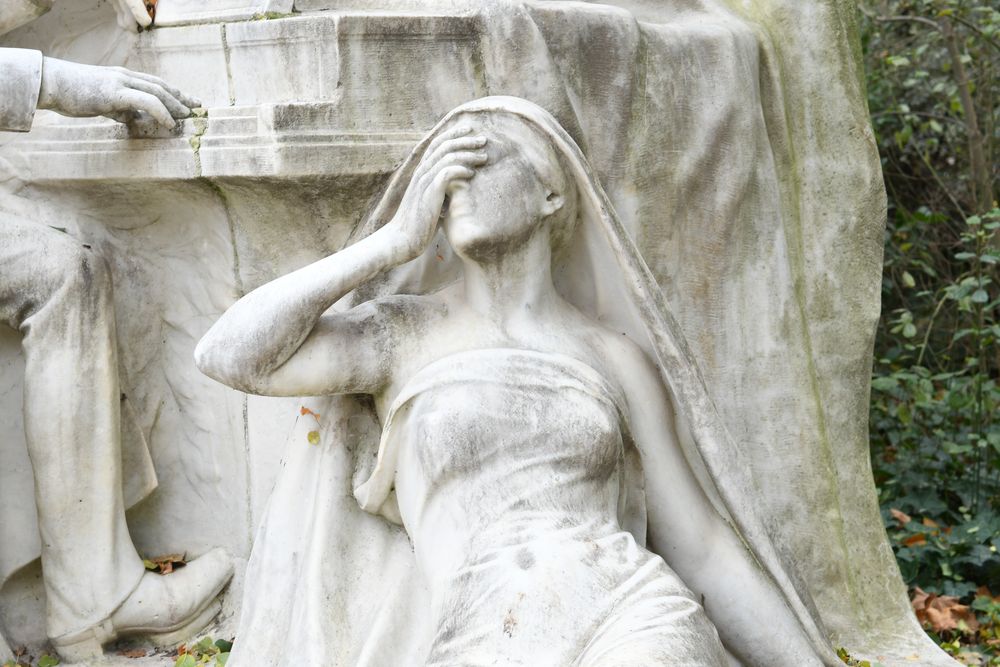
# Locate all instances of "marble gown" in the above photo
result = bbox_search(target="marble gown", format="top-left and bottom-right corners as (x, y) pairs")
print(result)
(355, 348), (729, 666)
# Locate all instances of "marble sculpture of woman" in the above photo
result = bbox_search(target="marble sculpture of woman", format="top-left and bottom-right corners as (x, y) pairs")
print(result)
(196, 97), (844, 666)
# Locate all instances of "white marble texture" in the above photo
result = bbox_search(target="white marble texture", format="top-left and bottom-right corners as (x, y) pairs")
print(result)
(0, 1), (956, 665)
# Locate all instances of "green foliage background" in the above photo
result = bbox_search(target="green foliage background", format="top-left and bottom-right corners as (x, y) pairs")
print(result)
(861, 0), (999, 662)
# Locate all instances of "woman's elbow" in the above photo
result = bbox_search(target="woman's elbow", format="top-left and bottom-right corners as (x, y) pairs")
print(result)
(194, 332), (254, 391)
(194, 334), (224, 380)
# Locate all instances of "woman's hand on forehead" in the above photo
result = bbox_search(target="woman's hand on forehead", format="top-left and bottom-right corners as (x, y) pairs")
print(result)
(381, 126), (490, 263)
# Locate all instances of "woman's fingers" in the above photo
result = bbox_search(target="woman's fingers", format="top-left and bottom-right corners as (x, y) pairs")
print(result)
(431, 150), (488, 173)
(421, 163), (476, 212)
(112, 89), (175, 128)
(414, 132), (487, 180)
(125, 77), (191, 119)
(424, 125), (474, 159)
(434, 165), (476, 193)
(417, 150), (487, 190)
(422, 136), (488, 171)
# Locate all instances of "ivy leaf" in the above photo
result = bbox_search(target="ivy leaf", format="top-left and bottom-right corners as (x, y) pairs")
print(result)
(871, 376), (899, 391)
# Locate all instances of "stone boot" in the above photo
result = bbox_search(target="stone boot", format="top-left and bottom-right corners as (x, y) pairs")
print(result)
(52, 548), (233, 663)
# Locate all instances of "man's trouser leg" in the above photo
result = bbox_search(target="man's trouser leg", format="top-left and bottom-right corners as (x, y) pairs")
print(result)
(0, 217), (144, 640)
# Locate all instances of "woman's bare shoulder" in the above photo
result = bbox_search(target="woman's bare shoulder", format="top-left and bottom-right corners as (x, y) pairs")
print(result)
(586, 322), (660, 394)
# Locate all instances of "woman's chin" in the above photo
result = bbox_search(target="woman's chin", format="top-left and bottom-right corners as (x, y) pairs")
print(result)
(449, 233), (501, 261)
(445, 217), (488, 251)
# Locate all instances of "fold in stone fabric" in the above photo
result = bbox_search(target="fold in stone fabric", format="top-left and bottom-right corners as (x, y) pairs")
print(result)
(232, 2), (950, 666)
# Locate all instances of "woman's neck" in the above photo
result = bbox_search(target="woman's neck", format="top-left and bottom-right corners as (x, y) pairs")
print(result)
(459, 228), (560, 326)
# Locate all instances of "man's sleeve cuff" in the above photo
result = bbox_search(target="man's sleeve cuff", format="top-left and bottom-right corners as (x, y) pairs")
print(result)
(0, 48), (44, 132)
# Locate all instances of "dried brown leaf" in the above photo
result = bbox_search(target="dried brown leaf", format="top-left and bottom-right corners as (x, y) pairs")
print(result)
(911, 587), (980, 635)
(143, 553), (187, 575)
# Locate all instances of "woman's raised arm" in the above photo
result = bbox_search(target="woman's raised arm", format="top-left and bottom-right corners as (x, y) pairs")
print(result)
(195, 127), (488, 396)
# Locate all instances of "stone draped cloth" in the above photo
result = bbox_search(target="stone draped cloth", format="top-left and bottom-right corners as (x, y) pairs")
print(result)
(228, 2), (950, 666)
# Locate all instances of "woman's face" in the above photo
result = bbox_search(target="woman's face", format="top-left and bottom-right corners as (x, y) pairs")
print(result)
(441, 121), (559, 260)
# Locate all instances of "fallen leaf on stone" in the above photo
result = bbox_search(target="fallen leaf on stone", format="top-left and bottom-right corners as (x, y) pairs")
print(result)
(307, 430), (321, 445)
(143, 553), (187, 575)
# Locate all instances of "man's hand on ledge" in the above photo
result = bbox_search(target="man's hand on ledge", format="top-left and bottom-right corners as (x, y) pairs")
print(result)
(37, 58), (199, 129)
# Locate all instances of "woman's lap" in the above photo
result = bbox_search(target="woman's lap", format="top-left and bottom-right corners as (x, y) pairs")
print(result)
(425, 536), (728, 667)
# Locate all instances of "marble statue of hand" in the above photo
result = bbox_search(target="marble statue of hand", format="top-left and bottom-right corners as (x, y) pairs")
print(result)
(383, 126), (488, 263)
(37, 58), (198, 129)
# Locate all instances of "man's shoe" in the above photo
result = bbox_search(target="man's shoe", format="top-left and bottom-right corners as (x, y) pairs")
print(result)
(53, 548), (233, 663)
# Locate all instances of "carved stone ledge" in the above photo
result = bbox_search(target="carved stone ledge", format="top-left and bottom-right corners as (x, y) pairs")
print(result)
(2, 11), (485, 184)
(3, 104), (426, 183)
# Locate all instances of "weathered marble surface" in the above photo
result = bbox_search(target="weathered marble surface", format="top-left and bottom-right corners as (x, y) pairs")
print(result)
(0, 1), (955, 665)
(198, 94), (851, 666)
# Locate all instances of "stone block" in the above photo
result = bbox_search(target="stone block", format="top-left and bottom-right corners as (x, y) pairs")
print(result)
(225, 15), (340, 105)
(127, 23), (230, 108)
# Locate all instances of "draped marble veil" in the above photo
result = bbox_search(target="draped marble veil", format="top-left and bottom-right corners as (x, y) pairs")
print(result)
(231, 96), (835, 666)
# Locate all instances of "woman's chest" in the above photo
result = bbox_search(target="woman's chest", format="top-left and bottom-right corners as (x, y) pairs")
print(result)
(404, 378), (623, 480)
